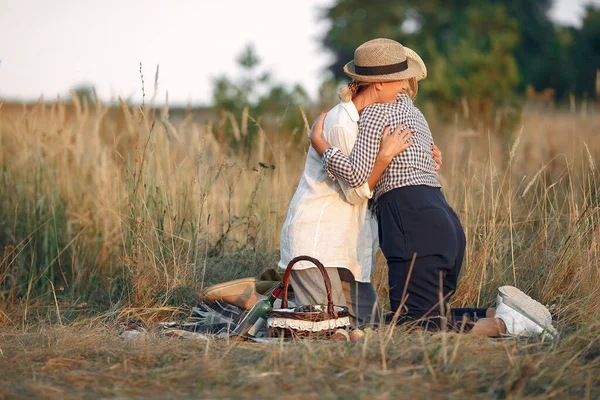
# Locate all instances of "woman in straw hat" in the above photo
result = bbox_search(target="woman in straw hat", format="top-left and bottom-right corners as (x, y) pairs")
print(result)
(277, 45), (443, 330)
(310, 38), (557, 338)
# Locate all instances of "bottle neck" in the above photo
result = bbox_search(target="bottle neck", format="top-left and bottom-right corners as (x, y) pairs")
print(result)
(267, 284), (284, 306)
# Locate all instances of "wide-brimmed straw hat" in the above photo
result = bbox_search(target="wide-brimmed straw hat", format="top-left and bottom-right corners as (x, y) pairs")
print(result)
(344, 38), (426, 83)
(404, 47), (427, 81)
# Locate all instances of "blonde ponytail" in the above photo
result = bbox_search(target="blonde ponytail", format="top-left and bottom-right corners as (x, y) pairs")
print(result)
(338, 80), (370, 102)
(338, 85), (354, 102)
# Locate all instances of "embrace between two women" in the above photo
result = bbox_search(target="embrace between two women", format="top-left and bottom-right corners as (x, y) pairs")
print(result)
(278, 38), (557, 339)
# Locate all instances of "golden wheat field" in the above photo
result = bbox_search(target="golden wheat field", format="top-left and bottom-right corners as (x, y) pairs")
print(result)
(0, 95), (599, 399)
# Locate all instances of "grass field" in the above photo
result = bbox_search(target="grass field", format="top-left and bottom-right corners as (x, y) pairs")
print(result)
(0, 95), (599, 398)
(1, 323), (598, 399)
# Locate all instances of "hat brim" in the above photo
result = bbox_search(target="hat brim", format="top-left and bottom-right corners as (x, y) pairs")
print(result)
(343, 53), (425, 83)
(403, 46), (427, 81)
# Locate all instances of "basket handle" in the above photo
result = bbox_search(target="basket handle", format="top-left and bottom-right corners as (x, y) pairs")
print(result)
(281, 255), (334, 316)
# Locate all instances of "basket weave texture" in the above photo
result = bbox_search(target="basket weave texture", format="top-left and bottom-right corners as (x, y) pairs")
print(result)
(267, 256), (351, 338)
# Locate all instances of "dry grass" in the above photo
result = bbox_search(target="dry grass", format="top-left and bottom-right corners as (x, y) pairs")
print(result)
(0, 94), (599, 398)
(0, 321), (598, 399)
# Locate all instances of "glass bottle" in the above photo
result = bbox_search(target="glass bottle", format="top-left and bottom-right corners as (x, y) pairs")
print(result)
(233, 283), (284, 337)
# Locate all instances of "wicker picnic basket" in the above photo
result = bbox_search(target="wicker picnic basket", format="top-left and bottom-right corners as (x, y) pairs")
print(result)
(267, 256), (351, 339)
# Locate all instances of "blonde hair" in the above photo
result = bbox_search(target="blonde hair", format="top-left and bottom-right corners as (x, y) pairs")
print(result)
(338, 81), (370, 102)
(338, 78), (418, 102)
(405, 78), (418, 99)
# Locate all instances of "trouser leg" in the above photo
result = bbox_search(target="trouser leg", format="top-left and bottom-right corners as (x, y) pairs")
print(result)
(450, 307), (490, 332)
(444, 206), (467, 300)
(386, 254), (452, 329)
(338, 268), (382, 328)
(377, 187), (465, 330)
(289, 268), (346, 308)
(290, 268), (381, 328)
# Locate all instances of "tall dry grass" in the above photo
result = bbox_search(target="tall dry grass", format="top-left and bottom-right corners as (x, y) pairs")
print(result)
(1, 94), (599, 399)
(0, 94), (301, 311)
(0, 94), (598, 333)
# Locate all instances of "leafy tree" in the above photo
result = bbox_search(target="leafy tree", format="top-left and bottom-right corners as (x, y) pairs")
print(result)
(212, 44), (310, 149)
(495, 1), (562, 93)
(320, 0), (521, 127)
(319, 1), (600, 103)
(486, 1), (599, 100)
(555, 25), (579, 97)
(420, 5), (520, 115)
(213, 44), (270, 118)
(572, 5), (600, 99)
(322, 1), (410, 81)
(71, 84), (95, 104)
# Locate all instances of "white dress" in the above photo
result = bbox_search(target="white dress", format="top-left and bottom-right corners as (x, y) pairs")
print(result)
(278, 101), (379, 282)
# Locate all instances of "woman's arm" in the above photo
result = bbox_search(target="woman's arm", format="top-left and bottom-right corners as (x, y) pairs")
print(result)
(432, 143), (442, 171)
(366, 125), (413, 190)
(311, 108), (385, 160)
(311, 106), (408, 188)
(311, 111), (413, 191)
(311, 111), (442, 189)
(323, 123), (413, 204)
(310, 111), (330, 156)
(326, 125), (374, 204)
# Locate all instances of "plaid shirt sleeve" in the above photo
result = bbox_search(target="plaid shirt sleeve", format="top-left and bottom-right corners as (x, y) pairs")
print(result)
(322, 105), (389, 188)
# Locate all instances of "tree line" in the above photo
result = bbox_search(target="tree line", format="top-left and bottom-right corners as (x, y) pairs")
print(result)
(321, 0), (599, 105)
(213, 1), (598, 138)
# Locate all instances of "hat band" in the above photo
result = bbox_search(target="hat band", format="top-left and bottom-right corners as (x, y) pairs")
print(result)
(354, 60), (408, 76)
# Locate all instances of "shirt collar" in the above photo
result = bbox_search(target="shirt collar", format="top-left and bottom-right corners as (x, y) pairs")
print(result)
(395, 93), (410, 103)
(340, 100), (360, 123)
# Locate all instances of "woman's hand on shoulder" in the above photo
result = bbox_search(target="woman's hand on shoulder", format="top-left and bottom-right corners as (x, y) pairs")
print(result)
(432, 143), (442, 171)
(377, 123), (413, 163)
(309, 110), (329, 156)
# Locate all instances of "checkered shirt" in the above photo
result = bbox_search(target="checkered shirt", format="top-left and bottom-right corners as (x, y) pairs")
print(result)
(322, 94), (441, 204)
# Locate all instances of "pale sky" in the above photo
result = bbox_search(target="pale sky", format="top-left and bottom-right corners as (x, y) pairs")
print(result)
(0, 0), (597, 106)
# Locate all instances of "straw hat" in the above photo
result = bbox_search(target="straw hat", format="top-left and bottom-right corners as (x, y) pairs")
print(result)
(404, 47), (427, 81)
(344, 38), (426, 83)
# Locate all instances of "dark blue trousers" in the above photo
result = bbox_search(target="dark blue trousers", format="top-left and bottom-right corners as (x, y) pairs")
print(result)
(377, 185), (486, 330)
